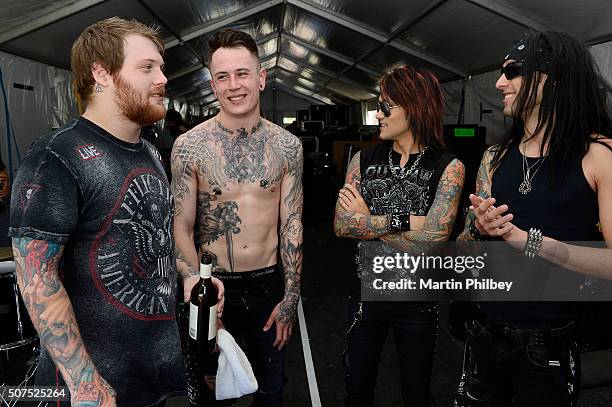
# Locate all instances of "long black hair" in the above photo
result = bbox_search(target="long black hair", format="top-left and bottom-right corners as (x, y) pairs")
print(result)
(491, 31), (612, 184)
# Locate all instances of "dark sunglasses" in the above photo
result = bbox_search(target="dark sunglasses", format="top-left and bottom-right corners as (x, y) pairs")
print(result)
(501, 61), (524, 80)
(376, 101), (400, 117)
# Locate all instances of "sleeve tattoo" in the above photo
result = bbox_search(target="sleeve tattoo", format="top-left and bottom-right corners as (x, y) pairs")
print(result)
(333, 152), (389, 239)
(457, 148), (494, 241)
(277, 134), (304, 323)
(381, 159), (465, 249)
(12, 237), (101, 392)
(171, 134), (201, 280)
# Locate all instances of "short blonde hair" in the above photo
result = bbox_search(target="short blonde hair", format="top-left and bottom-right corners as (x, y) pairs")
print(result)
(71, 17), (163, 100)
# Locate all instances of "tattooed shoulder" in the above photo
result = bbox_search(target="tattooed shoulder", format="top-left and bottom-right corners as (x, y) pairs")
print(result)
(267, 121), (303, 176)
(172, 124), (214, 165)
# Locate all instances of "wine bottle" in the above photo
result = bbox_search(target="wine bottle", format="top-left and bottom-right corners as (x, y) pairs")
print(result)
(187, 253), (218, 405)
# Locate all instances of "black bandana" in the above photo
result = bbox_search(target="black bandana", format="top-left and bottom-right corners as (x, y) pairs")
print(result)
(504, 33), (551, 73)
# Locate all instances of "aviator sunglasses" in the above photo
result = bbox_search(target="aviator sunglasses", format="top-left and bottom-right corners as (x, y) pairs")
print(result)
(501, 60), (525, 80)
(376, 101), (400, 117)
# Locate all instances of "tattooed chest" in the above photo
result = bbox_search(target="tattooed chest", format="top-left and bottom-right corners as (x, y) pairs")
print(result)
(201, 133), (285, 190)
(222, 131), (266, 182)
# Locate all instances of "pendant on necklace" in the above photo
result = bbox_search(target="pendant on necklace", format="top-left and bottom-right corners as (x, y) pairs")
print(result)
(518, 180), (532, 194)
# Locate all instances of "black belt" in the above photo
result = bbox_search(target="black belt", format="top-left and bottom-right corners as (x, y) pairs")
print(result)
(473, 312), (574, 347)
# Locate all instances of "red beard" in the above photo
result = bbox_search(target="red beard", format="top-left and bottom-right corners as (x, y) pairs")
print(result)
(114, 74), (166, 126)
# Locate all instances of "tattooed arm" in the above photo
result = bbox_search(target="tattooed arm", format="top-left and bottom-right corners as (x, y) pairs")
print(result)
(381, 159), (465, 249)
(457, 147), (494, 241)
(12, 237), (116, 406)
(333, 152), (390, 239)
(171, 135), (202, 301)
(172, 135), (225, 306)
(264, 134), (304, 350)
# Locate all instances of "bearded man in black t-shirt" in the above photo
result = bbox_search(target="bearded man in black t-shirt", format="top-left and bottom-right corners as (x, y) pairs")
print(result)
(9, 18), (223, 407)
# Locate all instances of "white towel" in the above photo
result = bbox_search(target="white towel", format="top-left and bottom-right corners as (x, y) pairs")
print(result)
(215, 328), (258, 400)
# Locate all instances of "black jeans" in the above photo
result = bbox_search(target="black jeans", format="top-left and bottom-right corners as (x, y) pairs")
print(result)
(208, 266), (286, 407)
(344, 296), (438, 407)
(458, 318), (578, 407)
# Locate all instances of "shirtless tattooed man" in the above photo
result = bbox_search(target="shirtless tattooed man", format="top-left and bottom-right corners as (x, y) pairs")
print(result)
(171, 29), (304, 407)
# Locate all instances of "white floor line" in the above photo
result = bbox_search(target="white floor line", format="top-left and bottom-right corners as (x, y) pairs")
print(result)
(297, 296), (322, 407)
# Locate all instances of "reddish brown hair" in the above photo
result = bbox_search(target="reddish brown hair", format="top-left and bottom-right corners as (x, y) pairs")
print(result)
(380, 64), (446, 150)
(71, 17), (163, 100)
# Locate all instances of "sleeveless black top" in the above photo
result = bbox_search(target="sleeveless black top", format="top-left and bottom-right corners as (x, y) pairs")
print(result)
(479, 143), (602, 326)
(359, 142), (456, 217)
(351, 143), (457, 302)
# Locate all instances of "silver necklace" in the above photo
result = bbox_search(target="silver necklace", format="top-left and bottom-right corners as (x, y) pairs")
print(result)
(518, 149), (546, 194)
(388, 146), (427, 180)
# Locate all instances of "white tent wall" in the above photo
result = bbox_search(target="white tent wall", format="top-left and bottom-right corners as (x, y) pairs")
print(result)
(0, 50), (77, 176)
(442, 40), (612, 146)
(590, 41), (612, 112)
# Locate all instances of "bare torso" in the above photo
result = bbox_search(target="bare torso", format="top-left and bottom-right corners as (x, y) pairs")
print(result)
(174, 117), (299, 272)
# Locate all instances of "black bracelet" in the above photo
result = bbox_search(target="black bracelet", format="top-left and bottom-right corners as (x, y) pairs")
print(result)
(387, 213), (411, 233)
(469, 220), (490, 241)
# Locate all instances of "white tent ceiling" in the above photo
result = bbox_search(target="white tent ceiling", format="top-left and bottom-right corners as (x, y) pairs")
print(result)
(1, 0), (611, 106)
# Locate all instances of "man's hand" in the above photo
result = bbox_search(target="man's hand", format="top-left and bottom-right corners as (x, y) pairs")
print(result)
(338, 184), (370, 214)
(183, 275), (225, 318)
(468, 194), (514, 238)
(212, 277), (225, 318)
(71, 369), (116, 407)
(263, 299), (296, 351)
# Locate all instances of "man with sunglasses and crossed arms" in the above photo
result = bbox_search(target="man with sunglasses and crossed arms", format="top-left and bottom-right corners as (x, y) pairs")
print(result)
(454, 31), (612, 406)
(334, 64), (465, 407)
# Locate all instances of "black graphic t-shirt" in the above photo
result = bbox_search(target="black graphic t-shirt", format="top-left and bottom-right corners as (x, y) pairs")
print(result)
(9, 117), (184, 406)
(360, 142), (456, 216)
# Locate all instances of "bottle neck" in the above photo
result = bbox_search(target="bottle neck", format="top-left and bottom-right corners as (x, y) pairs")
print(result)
(200, 264), (212, 279)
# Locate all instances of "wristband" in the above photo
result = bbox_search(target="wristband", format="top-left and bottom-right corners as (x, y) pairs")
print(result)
(387, 213), (411, 233)
(469, 220), (490, 241)
(523, 228), (543, 259)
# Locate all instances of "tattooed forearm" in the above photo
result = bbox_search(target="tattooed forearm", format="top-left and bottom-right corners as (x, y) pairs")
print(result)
(382, 159), (465, 249)
(278, 212), (303, 323)
(12, 237), (101, 393)
(277, 133), (304, 323)
(174, 244), (198, 279)
(334, 210), (390, 240)
(334, 151), (388, 239)
(458, 148), (494, 241)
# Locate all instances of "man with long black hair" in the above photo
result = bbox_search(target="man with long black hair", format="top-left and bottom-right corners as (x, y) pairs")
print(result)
(456, 31), (612, 406)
